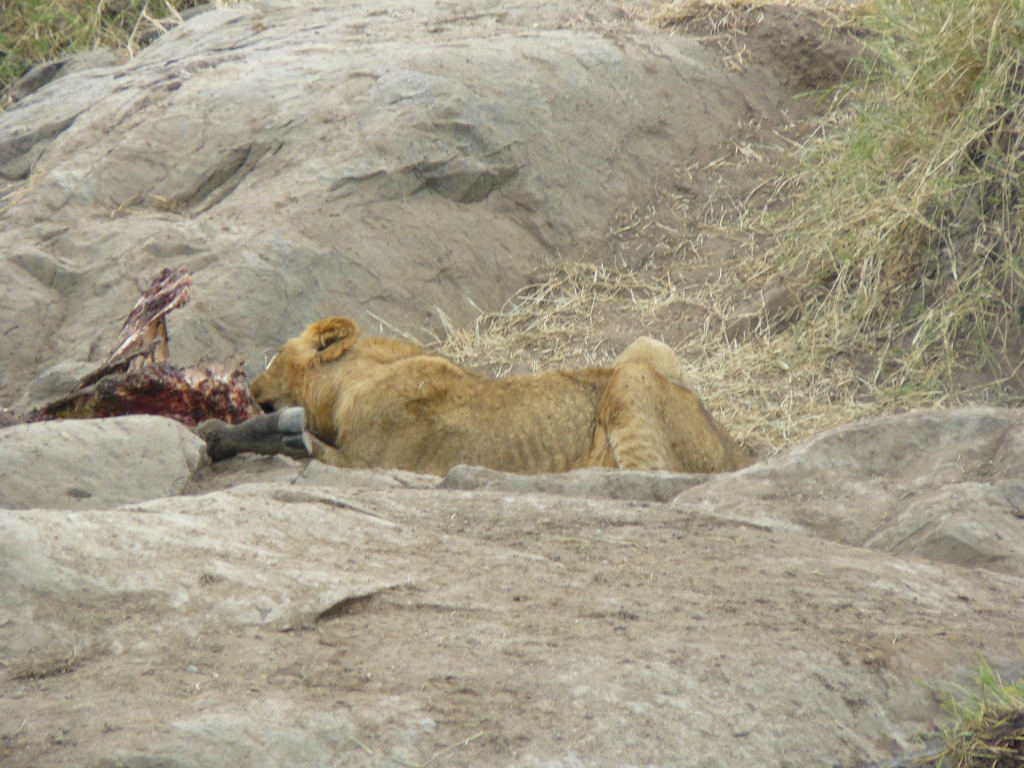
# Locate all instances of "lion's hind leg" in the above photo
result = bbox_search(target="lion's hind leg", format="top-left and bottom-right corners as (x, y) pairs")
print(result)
(588, 338), (749, 473)
(612, 337), (692, 389)
(588, 362), (682, 472)
(591, 337), (695, 472)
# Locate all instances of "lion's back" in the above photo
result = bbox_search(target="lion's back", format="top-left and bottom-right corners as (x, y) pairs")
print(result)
(331, 360), (613, 474)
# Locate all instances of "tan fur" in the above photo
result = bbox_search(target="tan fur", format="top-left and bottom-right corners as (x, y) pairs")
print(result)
(249, 317), (752, 475)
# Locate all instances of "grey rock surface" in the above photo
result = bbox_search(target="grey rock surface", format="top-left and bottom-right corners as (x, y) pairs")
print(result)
(2, 49), (121, 107)
(0, 415), (206, 510)
(0, 0), (773, 409)
(192, 453), (439, 494)
(442, 464), (710, 501)
(1, 420), (1021, 767)
(675, 407), (1024, 576)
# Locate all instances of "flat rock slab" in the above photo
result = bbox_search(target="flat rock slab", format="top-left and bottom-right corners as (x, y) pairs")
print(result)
(0, 416), (206, 510)
(0, 0), (774, 408)
(1, 478), (1021, 767)
(676, 407), (1024, 576)
(1, 407), (1022, 767)
(442, 464), (710, 502)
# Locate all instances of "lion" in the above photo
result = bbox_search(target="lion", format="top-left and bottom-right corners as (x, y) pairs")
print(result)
(198, 316), (752, 475)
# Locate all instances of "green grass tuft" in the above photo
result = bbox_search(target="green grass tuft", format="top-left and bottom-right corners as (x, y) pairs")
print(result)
(0, 0), (218, 105)
(926, 658), (1024, 768)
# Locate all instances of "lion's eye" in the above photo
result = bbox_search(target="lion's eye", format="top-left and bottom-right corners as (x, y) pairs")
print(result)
(264, 351), (279, 370)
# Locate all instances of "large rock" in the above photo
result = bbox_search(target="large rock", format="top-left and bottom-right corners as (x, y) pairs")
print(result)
(0, 0), (780, 408)
(0, 416), (206, 510)
(0, 407), (1022, 768)
(675, 407), (1024, 576)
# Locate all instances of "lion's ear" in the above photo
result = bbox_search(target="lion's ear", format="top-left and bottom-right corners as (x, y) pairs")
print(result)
(304, 317), (359, 364)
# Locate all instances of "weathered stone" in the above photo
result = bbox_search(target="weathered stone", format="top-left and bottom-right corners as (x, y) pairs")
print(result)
(442, 464), (710, 502)
(0, 0), (776, 408)
(0, 461), (1020, 768)
(674, 407), (1024, 576)
(13, 361), (96, 413)
(2, 49), (121, 108)
(0, 415), (207, 509)
(191, 453), (438, 494)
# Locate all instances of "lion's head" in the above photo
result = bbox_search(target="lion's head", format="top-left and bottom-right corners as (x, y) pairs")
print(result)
(250, 317), (359, 414)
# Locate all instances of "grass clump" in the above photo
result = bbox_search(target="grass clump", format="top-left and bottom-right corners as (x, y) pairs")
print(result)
(440, 263), (683, 375)
(779, 0), (1024, 400)
(0, 0), (216, 105)
(926, 659), (1024, 768)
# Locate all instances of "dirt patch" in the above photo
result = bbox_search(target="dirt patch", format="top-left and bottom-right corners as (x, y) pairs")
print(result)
(646, 1), (866, 91)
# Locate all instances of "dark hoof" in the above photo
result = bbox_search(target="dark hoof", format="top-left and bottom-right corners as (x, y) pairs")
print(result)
(197, 407), (309, 461)
(195, 419), (235, 462)
(275, 407), (306, 435)
(281, 432), (313, 458)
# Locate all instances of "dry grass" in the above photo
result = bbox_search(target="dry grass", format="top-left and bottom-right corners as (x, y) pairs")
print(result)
(439, 0), (1024, 458)
(0, 0), (236, 106)
(437, 257), (904, 457)
(777, 0), (1024, 402)
(9, 644), (89, 680)
(440, 264), (681, 373)
(633, 0), (857, 73)
(0, 179), (27, 215)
